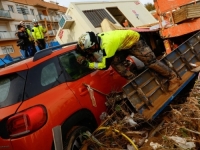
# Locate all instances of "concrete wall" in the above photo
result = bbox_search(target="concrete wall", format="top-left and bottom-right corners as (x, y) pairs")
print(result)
(56, 2), (94, 44)
(74, 1), (156, 26)
(0, 40), (20, 58)
(2, 1), (39, 21)
(56, 0), (157, 44)
(8, 0), (67, 13)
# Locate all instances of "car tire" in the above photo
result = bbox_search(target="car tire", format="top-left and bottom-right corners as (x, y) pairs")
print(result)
(63, 126), (91, 150)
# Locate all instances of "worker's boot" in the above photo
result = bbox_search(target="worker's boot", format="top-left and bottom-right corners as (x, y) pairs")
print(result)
(112, 63), (136, 80)
(148, 60), (180, 91)
(124, 71), (136, 80)
(168, 72), (181, 91)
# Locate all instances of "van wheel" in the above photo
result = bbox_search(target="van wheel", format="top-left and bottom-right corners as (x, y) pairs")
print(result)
(63, 126), (91, 150)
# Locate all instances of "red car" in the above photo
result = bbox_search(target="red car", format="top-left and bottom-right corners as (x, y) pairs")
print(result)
(0, 43), (126, 150)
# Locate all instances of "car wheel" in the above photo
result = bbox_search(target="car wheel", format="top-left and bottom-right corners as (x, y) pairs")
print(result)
(63, 126), (91, 150)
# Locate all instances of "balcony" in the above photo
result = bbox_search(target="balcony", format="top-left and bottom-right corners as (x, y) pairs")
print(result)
(48, 30), (58, 36)
(0, 32), (17, 40)
(36, 15), (51, 22)
(0, 10), (13, 20)
(22, 15), (35, 21)
(8, 11), (35, 21)
(48, 30), (54, 36)
(52, 16), (61, 22)
(54, 30), (58, 35)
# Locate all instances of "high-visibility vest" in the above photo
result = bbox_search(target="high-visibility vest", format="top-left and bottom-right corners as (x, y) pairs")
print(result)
(88, 30), (140, 69)
(25, 28), (33, 41)
(32, 26), (46, 40)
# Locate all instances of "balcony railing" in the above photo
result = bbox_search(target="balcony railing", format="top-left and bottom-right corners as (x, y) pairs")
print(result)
(0, 32), (17, 40)
(48, 30), (55, 36)
(52, 16), (60, 22)
(0, 10), (11, 18)
(54, 30), (58, 35)
(36, 15), (51, 22)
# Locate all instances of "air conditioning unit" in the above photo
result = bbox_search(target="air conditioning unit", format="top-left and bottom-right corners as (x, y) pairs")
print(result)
(59, 15), (74, 29)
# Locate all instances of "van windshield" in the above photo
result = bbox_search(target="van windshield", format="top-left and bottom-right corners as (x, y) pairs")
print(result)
(0, 71), (27, 108)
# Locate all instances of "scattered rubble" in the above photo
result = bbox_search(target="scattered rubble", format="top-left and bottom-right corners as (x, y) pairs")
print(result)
(81, 74), (200, 150)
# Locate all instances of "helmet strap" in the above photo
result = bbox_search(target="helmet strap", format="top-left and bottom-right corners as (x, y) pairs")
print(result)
(96, 36), (101, 52)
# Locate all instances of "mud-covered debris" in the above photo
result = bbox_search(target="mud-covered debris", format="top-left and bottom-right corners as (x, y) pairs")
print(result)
(81, 76), (200, 150)
(141, 75), (200, 149)
(168, 136), (195, 149)
(150, 142), (162, 150)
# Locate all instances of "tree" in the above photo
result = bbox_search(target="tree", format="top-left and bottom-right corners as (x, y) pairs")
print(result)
(145, 3), (155, 11)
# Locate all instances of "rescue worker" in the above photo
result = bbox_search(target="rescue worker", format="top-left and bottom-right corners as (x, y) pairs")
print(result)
(31, 19), (47, 50)
(77, 30), (180, 91)
(19, 21), (37, 55)
(76, 44), (145, 75)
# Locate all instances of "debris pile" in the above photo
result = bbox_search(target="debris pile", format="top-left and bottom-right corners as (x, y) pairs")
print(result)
(81, 76), (200, 150)
(144, 76), (200, 150)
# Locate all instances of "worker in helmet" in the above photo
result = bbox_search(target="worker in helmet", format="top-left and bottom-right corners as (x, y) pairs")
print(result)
(19, 21), (37, 55)
(31, 19), (47, 50)
(77, 30), (180, 91)
(76, 43), (145, 76)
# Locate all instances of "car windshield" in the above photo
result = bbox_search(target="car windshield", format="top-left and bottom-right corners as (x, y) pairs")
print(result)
(0, 71), (27, 108)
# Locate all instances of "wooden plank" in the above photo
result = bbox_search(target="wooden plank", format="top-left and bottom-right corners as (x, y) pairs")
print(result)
(173, 4), (200, 24)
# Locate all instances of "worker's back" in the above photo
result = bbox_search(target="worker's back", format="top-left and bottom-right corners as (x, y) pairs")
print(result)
(98, 30), (139, 56)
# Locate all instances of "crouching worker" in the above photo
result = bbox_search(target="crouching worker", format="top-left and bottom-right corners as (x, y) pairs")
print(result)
(77, 30), (180, 91)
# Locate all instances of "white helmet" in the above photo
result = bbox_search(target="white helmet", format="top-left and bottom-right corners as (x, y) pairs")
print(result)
(32, 19), (38, 23)
(78, 32), (95, 50)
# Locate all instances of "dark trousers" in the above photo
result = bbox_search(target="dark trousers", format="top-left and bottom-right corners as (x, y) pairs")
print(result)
(23, 46), (29, 58)
(37, 39), (46, 50)
(112, 39), (175, 79)
(23, 45), (35, 58)
(30, 41), (37, 55)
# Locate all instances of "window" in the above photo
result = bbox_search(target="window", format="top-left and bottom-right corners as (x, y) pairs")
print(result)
(0, 71), (27, 108)
(30, 9), (34, 15)
(24, 57), (65, 100)
(8, 5), (14, 13)
(16, 5), (29, 15)
(0, 46), (14, 54)
(0, 78), (10, 103)
(41, 63), (58, 86)
(59, 51), (93, 81)
(83, 9), (116, 28)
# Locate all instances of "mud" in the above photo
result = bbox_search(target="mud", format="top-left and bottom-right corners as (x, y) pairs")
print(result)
(81, 74), (199, 150)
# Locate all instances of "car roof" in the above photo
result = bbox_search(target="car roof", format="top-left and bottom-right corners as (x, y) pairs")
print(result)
(0, 43), (77, 76)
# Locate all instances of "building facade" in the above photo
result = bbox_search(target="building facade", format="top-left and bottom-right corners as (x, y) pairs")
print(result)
(0, 0), (67, 58)
(56, 0), (158, 44)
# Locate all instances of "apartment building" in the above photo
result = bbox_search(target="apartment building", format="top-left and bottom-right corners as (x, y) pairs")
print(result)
(0, 0), (67, 58)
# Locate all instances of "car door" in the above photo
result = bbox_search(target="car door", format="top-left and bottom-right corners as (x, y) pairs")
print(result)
(58, 50), (115, 124)
(10, 57), (84, 149)
(110, 68), (127, 91)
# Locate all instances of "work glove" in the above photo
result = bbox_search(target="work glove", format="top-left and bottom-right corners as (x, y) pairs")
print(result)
(77, 56), (89, 67)
(77, 56), (86, 64)
(81, 60), (89, 67)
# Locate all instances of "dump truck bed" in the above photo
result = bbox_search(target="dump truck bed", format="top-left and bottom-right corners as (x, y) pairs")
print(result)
(123, 31), (200, 120)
